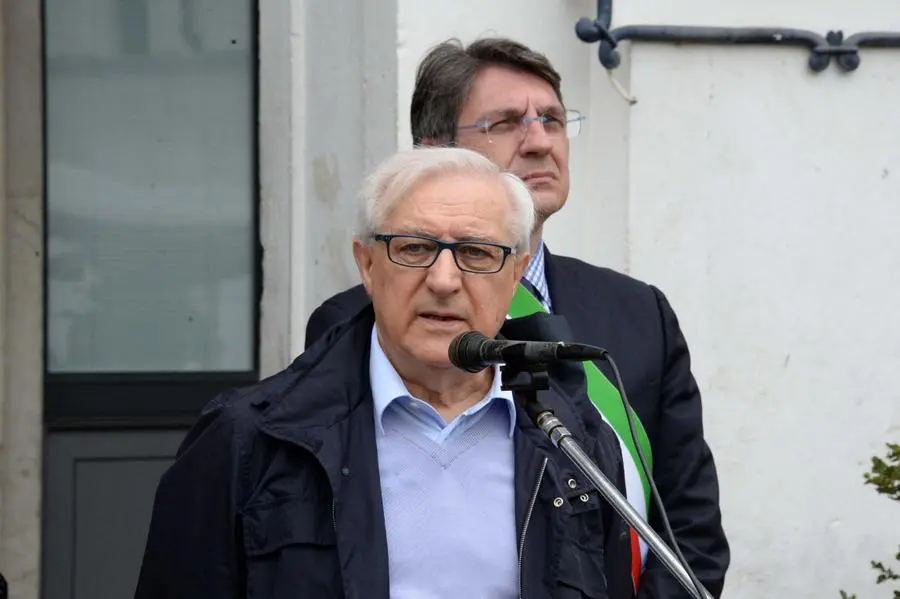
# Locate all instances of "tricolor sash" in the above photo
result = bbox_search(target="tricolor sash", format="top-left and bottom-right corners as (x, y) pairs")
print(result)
(508, 282), (653, 590)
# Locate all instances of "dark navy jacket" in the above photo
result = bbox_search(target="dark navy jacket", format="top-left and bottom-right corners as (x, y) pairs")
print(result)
(135, 306), (635, 599)
(304, 251), (730, 599)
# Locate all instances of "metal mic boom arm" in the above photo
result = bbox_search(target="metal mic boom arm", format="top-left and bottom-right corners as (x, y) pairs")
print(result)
(501, 363), (714, 599)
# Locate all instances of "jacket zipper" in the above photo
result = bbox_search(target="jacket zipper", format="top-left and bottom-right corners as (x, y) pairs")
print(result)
(518, 457), (548, 599)
(332, 498), (337, 531)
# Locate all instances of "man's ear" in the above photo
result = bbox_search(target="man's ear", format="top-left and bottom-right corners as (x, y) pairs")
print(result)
(352, 240), (375, 295)
(513, 251), (532, 283)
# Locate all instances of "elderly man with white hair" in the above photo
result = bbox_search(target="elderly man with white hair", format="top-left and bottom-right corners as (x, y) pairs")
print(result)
(134, 146), (633, 599)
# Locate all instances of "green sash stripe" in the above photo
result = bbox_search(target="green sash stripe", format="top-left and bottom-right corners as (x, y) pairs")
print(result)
(508, 283), (653, 506)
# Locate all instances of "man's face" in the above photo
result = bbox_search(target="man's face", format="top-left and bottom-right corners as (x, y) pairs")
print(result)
(353, 173), (530, 369)
(456, 65), (570, 226)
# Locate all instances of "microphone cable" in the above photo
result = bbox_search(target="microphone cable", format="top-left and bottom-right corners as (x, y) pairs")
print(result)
(599, 348), (708, 599)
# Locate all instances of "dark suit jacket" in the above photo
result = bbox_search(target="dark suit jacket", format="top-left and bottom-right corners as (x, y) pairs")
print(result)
(304, 250), (730, 599)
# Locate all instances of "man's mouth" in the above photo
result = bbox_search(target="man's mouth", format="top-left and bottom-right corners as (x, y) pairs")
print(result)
(522, 171), (555, 183)
(420, 312), (462, 322)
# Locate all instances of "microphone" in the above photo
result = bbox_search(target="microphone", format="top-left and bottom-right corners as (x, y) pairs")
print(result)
(448, 331), (608, 373)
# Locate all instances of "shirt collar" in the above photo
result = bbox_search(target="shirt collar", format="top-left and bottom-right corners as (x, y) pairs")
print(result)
(368, 325), (517, 437)
(523, 239), (551, 309)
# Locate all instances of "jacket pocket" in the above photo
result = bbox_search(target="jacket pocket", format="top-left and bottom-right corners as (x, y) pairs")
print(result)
(555, 493), (609, 599)
(556, 543), (608, 599)
(242, 497), (341, 598)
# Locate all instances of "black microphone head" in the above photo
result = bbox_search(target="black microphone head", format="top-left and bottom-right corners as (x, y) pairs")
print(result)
(448, 330), (491, 373)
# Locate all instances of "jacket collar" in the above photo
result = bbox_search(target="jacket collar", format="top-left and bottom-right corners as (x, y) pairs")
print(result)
(252, 304), (378, 490)
(258, 305), (376, 428)
(543, 246), (598, 346)
(257, 298), (594, 446)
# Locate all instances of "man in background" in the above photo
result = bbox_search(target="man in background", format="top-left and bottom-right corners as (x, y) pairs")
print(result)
(305, 38), (730, 598)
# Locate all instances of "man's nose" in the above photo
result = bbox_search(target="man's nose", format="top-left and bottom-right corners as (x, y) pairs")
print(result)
(519, 118), (553, 155)
(425, 248), (463, 293)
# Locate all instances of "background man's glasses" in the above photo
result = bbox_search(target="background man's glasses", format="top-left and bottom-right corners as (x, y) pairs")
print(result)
(457, 108), (585, 144)
(373, 233), (515, 274)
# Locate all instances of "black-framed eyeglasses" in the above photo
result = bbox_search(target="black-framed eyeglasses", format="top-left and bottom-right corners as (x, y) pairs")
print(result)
(373, 233), (516, 274)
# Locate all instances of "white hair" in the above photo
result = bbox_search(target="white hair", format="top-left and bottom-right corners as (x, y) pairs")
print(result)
(356, 146), (535, 254)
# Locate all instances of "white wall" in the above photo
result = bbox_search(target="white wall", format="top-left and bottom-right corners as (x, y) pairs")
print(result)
(393, 1), (900, 598)
(628, 45), (900, 599)
(286, 0), (398, 360)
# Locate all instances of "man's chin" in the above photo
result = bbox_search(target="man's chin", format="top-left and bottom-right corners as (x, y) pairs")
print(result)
(404, 333), (459, 366)
(531, 190), (566, 221)
(406, 351), (456, 372)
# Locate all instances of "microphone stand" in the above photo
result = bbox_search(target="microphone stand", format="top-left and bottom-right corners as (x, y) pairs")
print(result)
(501, 363), (714, 599)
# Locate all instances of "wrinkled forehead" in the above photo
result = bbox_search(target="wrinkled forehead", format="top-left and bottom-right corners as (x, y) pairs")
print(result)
(463, 66), (563, 120)
(383, 173), (514, 242)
